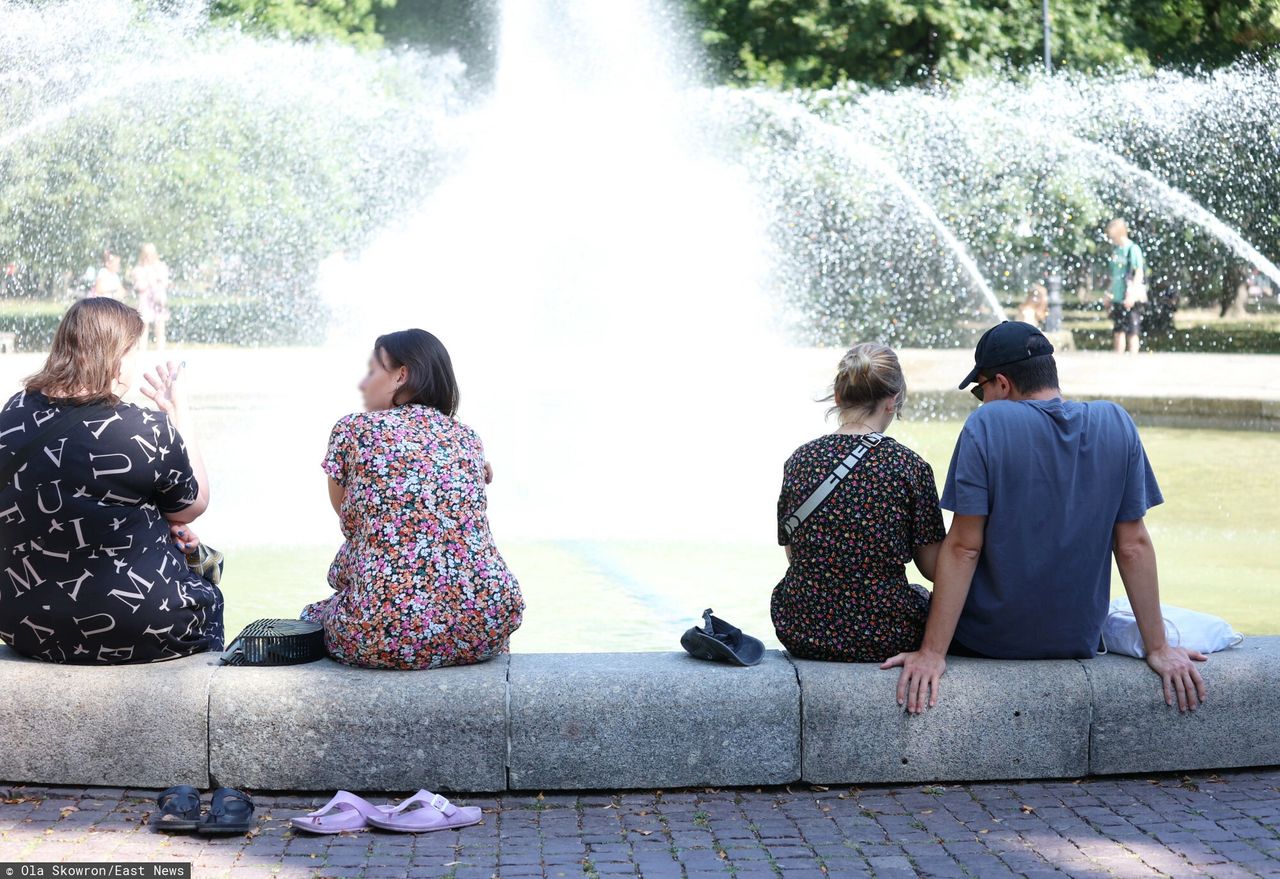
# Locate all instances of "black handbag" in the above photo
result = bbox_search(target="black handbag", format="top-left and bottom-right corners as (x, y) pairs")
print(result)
(220, 619), (327, 666)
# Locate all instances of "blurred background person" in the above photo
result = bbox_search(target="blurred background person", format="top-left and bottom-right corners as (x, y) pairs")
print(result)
(129, 242), (171, 350)
(1017, 283), (1049, 328)
(89, 249), (124, 300)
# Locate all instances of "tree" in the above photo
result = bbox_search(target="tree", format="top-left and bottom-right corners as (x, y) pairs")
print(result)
(0, 50), (449, 304)
(683, 0), (1276, 89)
(1131, 0), (1280, 67)
(209, 0), (397, 48)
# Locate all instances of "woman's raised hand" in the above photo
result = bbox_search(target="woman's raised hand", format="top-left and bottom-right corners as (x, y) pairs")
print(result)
(140, 360), (186, 415)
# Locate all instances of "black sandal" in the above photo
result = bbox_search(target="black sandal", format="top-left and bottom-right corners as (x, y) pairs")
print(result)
(150, 785), (202, 831)
(199, 787), (255, 834)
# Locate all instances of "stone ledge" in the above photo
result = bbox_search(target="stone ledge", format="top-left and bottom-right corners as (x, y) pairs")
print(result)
(507, 651), (800, 790)
(1087, 637), (1280, 776)
(208, 656), (509, 792)
(795, 656), (1092, 784)
(0, 649), (218, 789)
(0, 639), (1275, 791)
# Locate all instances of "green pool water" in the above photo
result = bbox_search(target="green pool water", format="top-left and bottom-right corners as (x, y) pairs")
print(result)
(217, 421), (1280, 652)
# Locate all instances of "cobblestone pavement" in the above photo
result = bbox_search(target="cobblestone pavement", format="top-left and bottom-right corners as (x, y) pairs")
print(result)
(2, 769), (1278, 879)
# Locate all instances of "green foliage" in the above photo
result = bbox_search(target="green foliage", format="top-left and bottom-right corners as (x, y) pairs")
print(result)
(1065, 305), (1280, 352)
(0, 37), (446, 321)
(685, 0), (1277, 88)
(208, 0), (397, 48)
(1130, 0), (1280, 66)
(0, 84), (360, 296)
(0, 297), (323, 350)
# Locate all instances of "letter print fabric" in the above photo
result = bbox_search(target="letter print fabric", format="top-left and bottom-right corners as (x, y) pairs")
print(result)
(0, 391), (224, 663)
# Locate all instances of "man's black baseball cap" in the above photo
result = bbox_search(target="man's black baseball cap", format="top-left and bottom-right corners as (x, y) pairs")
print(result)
(959, 321), (1055, 389)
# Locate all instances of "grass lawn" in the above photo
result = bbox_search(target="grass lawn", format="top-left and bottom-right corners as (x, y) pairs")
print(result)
(216, 420), (1279, 652)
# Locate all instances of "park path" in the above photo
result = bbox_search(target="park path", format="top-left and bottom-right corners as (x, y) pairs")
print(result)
(892, 348), (1280, 402)
(2, 769), (1278, 878)
(2, 345), (1277, 406)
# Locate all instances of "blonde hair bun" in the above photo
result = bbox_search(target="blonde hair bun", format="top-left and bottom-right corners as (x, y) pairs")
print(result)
(828, 342), (906, 418)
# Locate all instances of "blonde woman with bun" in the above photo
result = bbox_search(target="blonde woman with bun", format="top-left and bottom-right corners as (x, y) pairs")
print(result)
(772, 343), (945, 662)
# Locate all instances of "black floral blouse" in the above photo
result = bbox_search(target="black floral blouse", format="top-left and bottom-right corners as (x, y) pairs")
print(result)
(772, 433), (946, 662)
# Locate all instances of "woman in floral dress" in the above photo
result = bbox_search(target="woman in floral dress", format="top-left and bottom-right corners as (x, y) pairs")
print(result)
(302, 329), (523, 669)
(772, 343), (945, 663)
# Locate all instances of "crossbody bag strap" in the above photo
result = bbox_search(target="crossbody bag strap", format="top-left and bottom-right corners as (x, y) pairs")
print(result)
(779, 432), (884, 545)
(0, 401), (109, 488)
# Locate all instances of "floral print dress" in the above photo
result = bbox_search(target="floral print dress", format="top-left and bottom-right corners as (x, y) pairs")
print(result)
(772, 434), (945, 662)
(302, 404), (523, 669)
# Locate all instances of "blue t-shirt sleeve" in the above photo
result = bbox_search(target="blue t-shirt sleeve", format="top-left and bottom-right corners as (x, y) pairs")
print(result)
(940, 423), (989, 516)
(1116, 418), (1163, 522)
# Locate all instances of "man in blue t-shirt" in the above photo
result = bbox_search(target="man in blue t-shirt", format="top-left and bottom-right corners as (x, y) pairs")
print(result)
(882, 321), (1207, 714)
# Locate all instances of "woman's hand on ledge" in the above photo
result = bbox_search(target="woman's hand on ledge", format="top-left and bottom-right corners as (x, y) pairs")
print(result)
(170, 523), (201, 554)
(881, 649), (946, 714)
(1145, 644), (1208, 712)
(484, 462), (493, 485)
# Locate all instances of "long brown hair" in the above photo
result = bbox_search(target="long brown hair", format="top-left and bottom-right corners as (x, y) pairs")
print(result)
(25, 298), (144, 405)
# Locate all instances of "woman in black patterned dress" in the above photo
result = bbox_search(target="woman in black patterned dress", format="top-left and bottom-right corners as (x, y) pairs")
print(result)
(0, 298), (222, 664)
(772, 343), (945, 662)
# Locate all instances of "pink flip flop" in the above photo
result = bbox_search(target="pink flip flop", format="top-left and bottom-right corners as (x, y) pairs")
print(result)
(289, 791), (395, 834)
(364, 790), (483, 833)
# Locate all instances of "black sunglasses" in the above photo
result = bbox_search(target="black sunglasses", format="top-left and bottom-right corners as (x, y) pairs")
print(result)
(970, 375), (995, 402)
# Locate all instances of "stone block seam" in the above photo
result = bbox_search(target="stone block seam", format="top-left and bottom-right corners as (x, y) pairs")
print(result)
(504, 654), (513, 791)
(782, 652), (804, 783)
(1078, 656), (1098, 774)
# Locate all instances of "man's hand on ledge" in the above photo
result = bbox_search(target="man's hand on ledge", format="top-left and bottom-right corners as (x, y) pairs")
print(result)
(881, 649), (946, 714)
(1146, 644), (1208, 712)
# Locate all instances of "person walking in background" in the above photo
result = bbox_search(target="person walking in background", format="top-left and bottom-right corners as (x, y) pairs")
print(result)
(129, 243), (171, 350)
(302, 329), (524, 669)
(89, 249), (123, 300)
(1107, 218), (1147, 354)
(772, 343), (945, 663)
